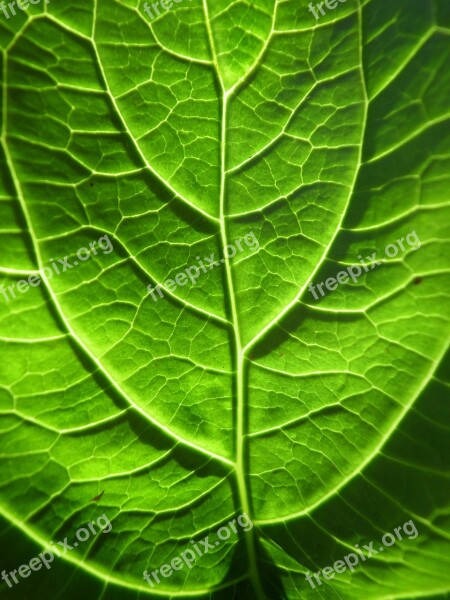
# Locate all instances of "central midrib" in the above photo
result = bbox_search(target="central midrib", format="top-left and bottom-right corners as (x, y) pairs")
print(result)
(200, 3), (277, 595)
(219, 90), (265, 600)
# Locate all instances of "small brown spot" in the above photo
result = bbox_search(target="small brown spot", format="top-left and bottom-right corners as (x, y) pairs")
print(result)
(91, 490), (105, 502)
(413, 277), (422, 285)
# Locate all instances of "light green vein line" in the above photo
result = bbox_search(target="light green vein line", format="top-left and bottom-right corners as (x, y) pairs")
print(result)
(59, 410), (130, 434)
(342, 202), (450, 233)
(378, 587), (450, 599)
(0, 266), (39, 276)
(369, 28), (434, 101)
(250, 363), (367, 381)
(248, 401), (345, 439)
(0, 334), (68, 343)
(380, 453), (450, 481)
(3, 411), (61, 434)
(71, 448), (174, 482)
(273, 6), (359, 36)
(365, 113), (450, 165)
(118, 476), (230, 517)
(227, 181), (350, 219)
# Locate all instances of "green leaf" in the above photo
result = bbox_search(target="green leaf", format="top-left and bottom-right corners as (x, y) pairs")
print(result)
(0, 0), (449, 599)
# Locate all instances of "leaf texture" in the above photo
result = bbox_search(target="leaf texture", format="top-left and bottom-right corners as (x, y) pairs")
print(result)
(0, 0), (449, 598)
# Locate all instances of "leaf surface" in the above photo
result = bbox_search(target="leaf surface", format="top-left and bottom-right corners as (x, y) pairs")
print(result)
(0, 0), (449, 598)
